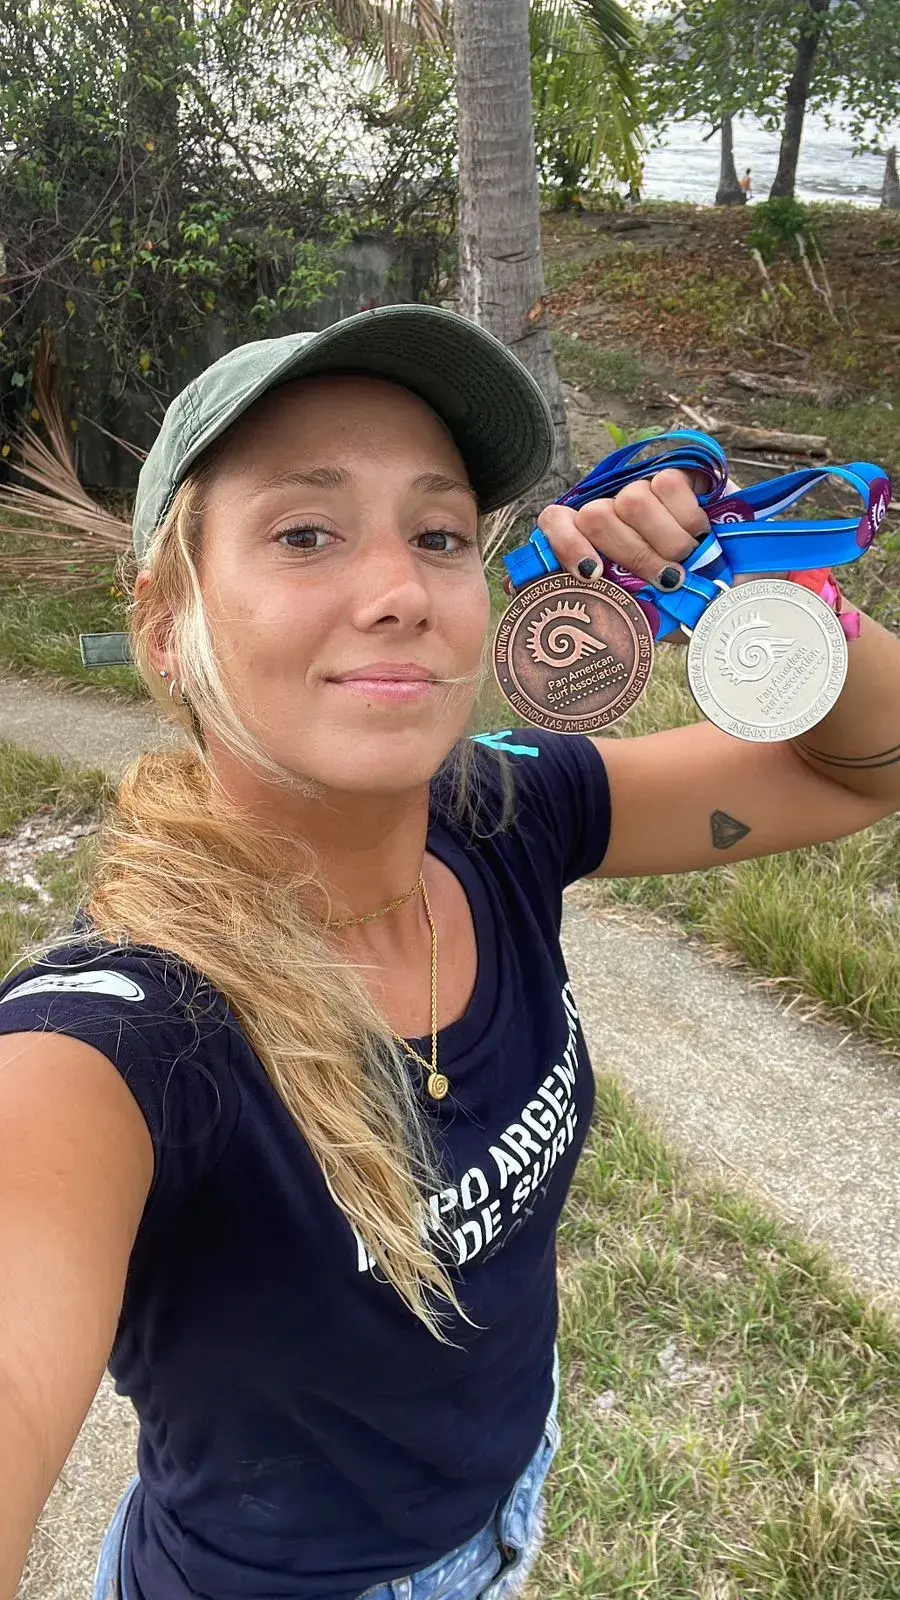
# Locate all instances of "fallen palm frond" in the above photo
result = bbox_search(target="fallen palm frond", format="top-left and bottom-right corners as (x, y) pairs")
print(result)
(0, 335), (133, 579)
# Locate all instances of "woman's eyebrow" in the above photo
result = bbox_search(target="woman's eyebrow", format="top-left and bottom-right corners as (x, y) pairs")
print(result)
(253, 466), (352, 495)
(411, 472), (478, 501)
(251, 467), (477, 501)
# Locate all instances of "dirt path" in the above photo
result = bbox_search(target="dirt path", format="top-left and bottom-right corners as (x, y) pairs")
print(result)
(7, 672), (900, 1597)
(0, 675), (184, 777)
(564, 891), (900, 1310)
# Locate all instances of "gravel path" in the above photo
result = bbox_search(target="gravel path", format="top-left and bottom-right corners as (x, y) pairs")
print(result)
(563, 891), (900, 1311)
(0, 675), (184, 777)
(6, 672), (899, 1597)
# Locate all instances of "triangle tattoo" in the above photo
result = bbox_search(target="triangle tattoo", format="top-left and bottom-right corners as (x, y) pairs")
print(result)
(710, 810), (752, 851)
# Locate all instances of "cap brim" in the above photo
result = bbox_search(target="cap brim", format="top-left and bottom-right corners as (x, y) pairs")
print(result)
(272, 305), (555, 513)
(171, 306), (555, 521)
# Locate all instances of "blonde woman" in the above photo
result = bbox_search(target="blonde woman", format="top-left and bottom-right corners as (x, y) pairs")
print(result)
(0, 306), (897, 1600)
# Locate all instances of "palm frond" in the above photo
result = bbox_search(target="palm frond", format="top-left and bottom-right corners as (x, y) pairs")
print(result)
(0, 335), (132, 560)
(567, 0), (641, 57)
(534, 0), (643, 102)
(280, 0), (447, 79)
(530, 0), (645, 186)
(414, 0), (445, 47)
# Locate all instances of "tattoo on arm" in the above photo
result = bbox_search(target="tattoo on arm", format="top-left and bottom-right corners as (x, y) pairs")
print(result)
(797, 740), (900, 772)
(710, 810), (752, 850)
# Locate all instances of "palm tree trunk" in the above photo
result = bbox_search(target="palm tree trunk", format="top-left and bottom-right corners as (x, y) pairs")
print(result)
(453, 0), (573, 498)
(882, 147), (900, 210)
(769, 0), (831, 200)
(715, 117), (745, 206)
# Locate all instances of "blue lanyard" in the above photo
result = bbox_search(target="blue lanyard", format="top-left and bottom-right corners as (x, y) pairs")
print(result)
(503, 430), (892, 639)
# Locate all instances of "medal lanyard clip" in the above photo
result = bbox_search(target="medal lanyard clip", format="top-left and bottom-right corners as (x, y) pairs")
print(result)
(503, 528), (563, 591)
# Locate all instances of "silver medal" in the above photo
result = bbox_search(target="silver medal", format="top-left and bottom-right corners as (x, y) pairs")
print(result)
(686, 579), (848, 742)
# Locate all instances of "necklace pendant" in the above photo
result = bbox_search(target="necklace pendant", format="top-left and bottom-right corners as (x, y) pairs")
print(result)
(427, 1071), (450, 1102)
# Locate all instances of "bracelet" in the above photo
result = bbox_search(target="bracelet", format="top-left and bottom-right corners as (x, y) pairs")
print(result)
(786, 567), (862, 641)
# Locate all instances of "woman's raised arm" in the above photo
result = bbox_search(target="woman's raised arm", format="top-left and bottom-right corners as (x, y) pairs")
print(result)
(0, 1033), (152, 1600)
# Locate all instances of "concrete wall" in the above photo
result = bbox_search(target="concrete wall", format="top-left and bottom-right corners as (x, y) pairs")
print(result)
(64, 232), (438, 491)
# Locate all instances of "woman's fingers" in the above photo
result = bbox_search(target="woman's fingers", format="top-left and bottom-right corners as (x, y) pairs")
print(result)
(648, 468), (712, 541)
(538, 472), (709, 591)
(535, 503), (611, 580)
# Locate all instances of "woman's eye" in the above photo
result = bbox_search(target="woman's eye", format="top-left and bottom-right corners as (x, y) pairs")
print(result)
(416, 528), (472, 555)
(278, 525), (335, 552)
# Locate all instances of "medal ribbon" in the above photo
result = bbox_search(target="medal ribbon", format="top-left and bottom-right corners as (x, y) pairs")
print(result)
(503, 430), (892, 640)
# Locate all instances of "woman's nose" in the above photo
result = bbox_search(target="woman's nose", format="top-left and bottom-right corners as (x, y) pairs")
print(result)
(349, 533), (432, 632)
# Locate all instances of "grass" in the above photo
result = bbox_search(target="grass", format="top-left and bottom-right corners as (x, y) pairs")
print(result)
(0, 575), (140, 696)
(584, 822), (900, 1056)
(0, 522), (139, 695)
(0, 741), (110, 834)
(544, 252), (605, 297)
(530, 1078), (900, 1598)
(0, 741), (111, 974)
(751, 396), (900, 494)
(551, 329), (652, 398)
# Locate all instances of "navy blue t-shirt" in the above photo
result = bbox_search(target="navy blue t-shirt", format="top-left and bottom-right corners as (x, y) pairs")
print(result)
(0, 731), (611, 1600)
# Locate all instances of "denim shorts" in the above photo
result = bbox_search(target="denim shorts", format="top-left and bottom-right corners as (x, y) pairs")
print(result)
(93, 1359), (560, 1600)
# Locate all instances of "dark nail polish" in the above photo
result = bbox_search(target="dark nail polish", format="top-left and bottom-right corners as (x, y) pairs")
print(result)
(578, 557), (598, 579)
(657, 565), (683, 591)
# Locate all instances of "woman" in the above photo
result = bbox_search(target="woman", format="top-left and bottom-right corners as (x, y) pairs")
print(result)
(0, 304), (897, 1600)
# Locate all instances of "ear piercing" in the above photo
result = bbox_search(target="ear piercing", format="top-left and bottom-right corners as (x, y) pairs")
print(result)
(159, 668), (189, 706)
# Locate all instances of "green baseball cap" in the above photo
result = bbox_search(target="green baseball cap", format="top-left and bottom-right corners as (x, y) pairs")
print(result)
(81, 303), (555, 668)
(137, 302), (554, 559)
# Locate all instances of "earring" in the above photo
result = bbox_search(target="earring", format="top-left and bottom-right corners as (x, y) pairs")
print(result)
(160, 667), (188, 706)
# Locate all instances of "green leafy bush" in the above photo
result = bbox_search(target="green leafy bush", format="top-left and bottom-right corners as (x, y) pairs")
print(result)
(748, 197), (818, 263)
(0, 6), (455, 446)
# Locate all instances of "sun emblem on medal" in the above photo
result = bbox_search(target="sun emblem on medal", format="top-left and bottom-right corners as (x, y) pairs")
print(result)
(714, 609), (793, 686)
(526, 599), (607, 668)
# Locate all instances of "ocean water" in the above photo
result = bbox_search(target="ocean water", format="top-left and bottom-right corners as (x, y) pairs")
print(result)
(643, 110), (898, 208)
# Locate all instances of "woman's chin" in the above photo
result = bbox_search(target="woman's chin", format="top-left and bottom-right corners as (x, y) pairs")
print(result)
(278, 729), (464, 796)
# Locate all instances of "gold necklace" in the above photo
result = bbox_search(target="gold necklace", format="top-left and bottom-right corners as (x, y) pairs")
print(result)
(330, 872), (424, 930)
(389, 876), (448, 1102)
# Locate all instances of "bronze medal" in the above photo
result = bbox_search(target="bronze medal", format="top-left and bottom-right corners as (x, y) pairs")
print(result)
(492, 574), (654, 734)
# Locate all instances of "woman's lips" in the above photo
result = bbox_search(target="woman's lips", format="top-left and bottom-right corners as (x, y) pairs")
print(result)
(327, 663), (438, 702)
(331, 678), (436, 702)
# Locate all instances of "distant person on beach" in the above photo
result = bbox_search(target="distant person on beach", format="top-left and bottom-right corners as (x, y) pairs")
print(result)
(740, 167), (753, 198)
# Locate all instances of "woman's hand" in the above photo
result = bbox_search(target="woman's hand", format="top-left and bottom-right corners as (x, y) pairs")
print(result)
(537, 469), (711, 633)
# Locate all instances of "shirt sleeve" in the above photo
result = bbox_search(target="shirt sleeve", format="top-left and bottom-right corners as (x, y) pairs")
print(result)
(0, 945), (240, 1214)
(471, 728), (612, 887)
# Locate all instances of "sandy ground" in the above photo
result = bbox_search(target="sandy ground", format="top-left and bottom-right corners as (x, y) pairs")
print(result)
(6, 673), (899, 1597)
